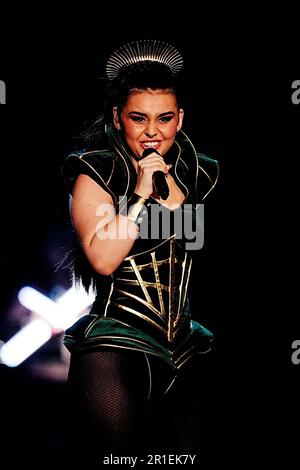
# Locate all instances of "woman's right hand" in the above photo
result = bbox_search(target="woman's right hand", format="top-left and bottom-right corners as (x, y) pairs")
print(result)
(134, 152), (172, 199)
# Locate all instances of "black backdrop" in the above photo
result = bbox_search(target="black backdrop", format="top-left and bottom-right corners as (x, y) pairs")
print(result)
(0, 2), (299, 465)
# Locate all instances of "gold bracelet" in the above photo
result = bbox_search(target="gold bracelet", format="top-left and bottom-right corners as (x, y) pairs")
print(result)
(120, 193), (149, 226)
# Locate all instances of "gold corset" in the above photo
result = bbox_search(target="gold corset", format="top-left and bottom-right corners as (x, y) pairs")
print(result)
(103, 234), (193, 344)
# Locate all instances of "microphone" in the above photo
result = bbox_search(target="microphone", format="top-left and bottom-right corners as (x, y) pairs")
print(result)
(141, 148), (169, 200)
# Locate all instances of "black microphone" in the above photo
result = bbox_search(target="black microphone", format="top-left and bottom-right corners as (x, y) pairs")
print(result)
(141, 148), (169, 200)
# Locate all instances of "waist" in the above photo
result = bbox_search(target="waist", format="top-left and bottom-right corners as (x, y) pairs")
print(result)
(95, 236), (193, 344)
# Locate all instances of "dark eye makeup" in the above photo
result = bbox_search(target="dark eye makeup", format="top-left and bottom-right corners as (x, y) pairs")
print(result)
(129, 115), (174, 123)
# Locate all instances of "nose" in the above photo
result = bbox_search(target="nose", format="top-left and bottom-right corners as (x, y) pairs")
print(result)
(144, 121), (158, 138)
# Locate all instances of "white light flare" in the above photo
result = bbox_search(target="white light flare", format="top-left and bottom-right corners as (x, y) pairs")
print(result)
(18, 287), (58, 324)
(0, 319), (52, 367)
(55, 285), (95, 330)
(0, 284), (95, 367)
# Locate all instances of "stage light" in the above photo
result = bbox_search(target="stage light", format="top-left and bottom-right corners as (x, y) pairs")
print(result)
(0, 284), (95, 367)
(18, 287), (60, 328)
(55, 285), (95, 330)
(0, 319), (52, 367)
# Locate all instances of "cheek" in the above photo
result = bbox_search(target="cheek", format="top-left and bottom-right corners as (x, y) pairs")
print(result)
(163, 123), (179, 138)
(123, 121), (140, 139)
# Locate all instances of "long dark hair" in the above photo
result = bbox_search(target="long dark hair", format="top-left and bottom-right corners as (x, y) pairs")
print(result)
(69, 60), (185, 293)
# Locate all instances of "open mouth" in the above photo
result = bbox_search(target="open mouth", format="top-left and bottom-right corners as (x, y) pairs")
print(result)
(141, 141), (161, 150)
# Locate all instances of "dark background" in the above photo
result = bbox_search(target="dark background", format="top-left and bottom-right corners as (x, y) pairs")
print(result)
(0, 2), (299, 465)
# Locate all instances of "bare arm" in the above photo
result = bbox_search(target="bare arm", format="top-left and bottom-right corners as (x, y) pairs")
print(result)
(71, 174), (140, 276)
(70, 152), (170, 276)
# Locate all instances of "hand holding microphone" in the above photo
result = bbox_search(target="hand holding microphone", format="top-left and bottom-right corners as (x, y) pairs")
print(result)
(134, 148), (171, 200)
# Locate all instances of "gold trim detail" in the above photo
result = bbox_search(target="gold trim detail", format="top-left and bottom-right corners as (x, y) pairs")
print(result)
(109, 301), (167, 334)
(129, 258), (154, 307)
(168, 238), (176, 342)
(107, 158), (115, 185)
(77, 155), (117, 206)
(105, 235), (192, 343)
(201, 160), (220, 201)
(118, 257), (172, 271)
(151, 251), (166, 319)
(114, 278), (169, 291)
(103, 280), (115, 317)
(175, 254), (192, 327)
(112, 287), (167, 322)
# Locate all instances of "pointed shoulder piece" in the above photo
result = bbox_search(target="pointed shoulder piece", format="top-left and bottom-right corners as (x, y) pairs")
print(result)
(174, 130), (219, 202)
(196, 153), (220, 201)
(61, 149), (118, 205)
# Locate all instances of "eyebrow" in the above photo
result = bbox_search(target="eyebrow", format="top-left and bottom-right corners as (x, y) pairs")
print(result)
(128, 111), (175, 117)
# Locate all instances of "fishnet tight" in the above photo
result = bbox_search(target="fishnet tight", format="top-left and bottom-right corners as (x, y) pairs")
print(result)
(67, 348), (210, 452)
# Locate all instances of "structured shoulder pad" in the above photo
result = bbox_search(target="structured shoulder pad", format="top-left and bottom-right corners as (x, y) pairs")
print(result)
(61, 149), (117, 205)
(196, 153), (220, 201)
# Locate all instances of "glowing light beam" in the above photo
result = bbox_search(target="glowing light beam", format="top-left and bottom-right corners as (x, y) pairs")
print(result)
(0, 284), (95, 367)
(0, 319), (52, 367)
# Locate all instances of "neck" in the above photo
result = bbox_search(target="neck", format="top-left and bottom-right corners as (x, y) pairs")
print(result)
(131, 157), (139, 173)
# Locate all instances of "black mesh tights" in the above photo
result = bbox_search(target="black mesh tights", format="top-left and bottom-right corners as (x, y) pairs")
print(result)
(67, 348), (211, 452)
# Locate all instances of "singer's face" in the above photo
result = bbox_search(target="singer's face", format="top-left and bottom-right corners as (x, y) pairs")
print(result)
(113, 89), (184, 159)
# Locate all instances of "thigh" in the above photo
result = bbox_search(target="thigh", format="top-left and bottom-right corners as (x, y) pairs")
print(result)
(162, 352), (215, 451)
(68, 347), (150, 396)
(67, 347), (151, 450)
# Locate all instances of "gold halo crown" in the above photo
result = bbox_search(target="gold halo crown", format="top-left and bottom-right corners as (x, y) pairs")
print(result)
(105, 39), (183, 80)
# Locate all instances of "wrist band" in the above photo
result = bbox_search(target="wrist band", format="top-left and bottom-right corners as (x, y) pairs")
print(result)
(120, 193), (149, 226)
